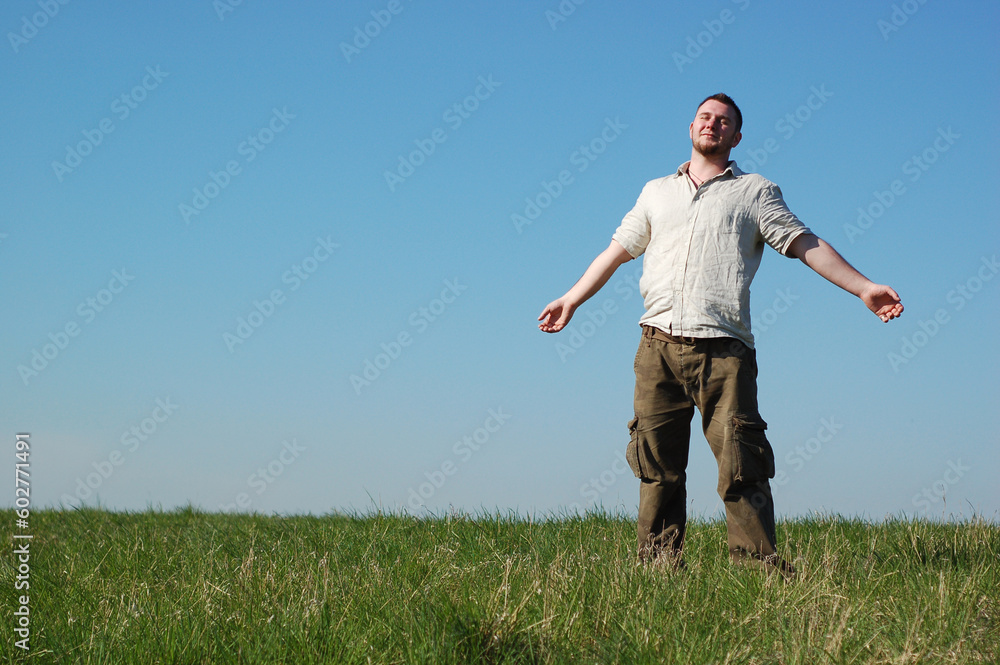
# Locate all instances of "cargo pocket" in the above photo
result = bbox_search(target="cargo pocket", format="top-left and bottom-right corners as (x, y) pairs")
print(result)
(731, 415), (775, 482)
(625, 416), (643, 479)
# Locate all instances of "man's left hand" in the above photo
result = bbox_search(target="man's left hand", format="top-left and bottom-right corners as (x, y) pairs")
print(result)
(861, 284), (904, 322)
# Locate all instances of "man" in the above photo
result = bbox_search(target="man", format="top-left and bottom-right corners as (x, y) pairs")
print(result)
(538, 93), (903, 575)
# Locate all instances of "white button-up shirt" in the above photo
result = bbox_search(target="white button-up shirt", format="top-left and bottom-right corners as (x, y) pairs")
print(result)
(612, 161), (811, 349)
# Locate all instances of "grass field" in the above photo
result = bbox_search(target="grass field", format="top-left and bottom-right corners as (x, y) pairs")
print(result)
(1, 508), (997, 664)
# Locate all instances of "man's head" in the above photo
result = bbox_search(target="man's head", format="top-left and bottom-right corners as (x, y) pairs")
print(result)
(690, 93), (742, 158)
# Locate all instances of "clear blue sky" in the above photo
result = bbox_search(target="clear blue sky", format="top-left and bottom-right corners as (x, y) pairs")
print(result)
(3, 0), (998, 521)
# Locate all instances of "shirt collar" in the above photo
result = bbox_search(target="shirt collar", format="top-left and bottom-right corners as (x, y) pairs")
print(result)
(676, 160), (744, 178)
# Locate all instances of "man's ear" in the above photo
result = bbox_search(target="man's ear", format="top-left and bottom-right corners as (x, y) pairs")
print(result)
(731, 131), (742, 148)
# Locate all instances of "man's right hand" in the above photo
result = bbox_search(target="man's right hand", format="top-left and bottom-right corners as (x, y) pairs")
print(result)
(538, 298), (577, 333)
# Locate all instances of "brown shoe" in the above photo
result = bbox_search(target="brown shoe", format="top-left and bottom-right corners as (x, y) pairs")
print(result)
(638, 545), (687, 571)
(730, 549), (797, 580)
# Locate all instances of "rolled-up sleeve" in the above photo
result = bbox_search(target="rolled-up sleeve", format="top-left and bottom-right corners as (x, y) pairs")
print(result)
(756, 184), (811, 257)
(613, 184), (652, 258)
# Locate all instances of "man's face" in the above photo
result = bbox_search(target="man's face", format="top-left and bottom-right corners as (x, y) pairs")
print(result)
(690, 100), (742, 157)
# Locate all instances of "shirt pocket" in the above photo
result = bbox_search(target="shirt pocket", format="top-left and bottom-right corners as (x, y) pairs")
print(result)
(700, 195), (756, 236)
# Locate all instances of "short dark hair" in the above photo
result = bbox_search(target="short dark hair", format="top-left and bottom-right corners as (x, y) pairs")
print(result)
(697, 93), (742, 133)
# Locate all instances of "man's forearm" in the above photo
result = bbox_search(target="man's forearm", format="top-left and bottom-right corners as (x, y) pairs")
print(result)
(787, 232), (904, 322)
(790, 233), (871, 296)
(538, 240), (634, 332)
(563, 241), (633, 306)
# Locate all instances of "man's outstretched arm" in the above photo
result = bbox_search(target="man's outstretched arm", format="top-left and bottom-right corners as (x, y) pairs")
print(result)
(787, 233), (903, 322)
(538, 240), (634, 333)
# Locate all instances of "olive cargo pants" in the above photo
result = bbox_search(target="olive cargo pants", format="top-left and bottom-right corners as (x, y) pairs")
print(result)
(626, 325), (779, 562)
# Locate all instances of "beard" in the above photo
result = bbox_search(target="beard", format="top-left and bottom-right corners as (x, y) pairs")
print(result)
(692, 134), (735, 157)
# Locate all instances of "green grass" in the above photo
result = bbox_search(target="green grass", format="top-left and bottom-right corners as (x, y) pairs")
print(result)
(1, 508), (997, 664)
